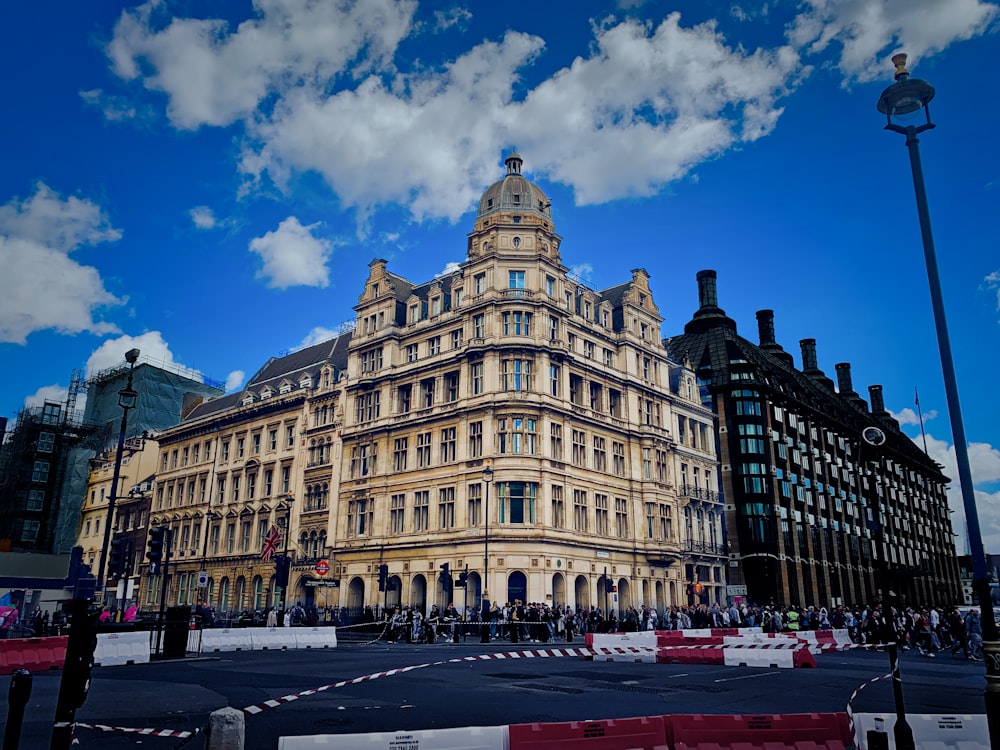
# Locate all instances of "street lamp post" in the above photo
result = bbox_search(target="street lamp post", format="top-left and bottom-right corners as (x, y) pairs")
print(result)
(96, 348), (140, 604)
(199, 509), (216, 597)
(877, 54), (1000, 742)
(279, 496), (295, 613)
(480, 463), (493, 644)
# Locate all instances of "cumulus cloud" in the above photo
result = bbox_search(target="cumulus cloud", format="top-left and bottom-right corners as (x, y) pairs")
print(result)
(890, 406), (937, 426)
(569, 263), (594, 284)
(431, 7), (472, 33)
(982, 270), (1000, 319)
(24, 384), (70, 410)
(436, 261), (462, 277)
(299, 326), (342, 348)
(85, 331), (202, 383)
(0, 184), (123, 344)
(788, 0), (999, 83)
(107, 0), (418, 129)
(105, 1), (995, 226)
(79, 88), (138, 121)
(921, 432), (1000, 554)
(190, 206), (218, 229)
(249, 217), (335, 289)
(225, 370), (246, 392)
(108, 5), (802, 224)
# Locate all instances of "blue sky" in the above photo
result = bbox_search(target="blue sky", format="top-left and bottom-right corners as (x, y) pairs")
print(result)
(2, 1), (998, 549)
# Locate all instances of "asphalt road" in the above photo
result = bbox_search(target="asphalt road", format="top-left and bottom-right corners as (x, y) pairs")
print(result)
(1, 638), (987, 749)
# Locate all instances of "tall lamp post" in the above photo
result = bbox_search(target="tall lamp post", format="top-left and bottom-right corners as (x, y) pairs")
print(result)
(96, 348), (140, 601)
(877, 53), (1000, 741)
(279, 495), (295, 613)
(480, 463), (493, 644)
(199, 509), (216, 598)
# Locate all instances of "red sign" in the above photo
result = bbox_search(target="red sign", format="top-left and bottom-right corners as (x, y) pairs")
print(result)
(315, 560), (330, 577)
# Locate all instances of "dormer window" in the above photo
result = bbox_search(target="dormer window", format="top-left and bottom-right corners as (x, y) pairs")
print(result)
(431, 297), (441, 316)
(279, 383), (292, 394)
(487, 198), (494, 208)
(299, 376), (312, 389)
(242, 393), (255, 405)
(512, 193), (520, 204)
(260, 389), (273, 400)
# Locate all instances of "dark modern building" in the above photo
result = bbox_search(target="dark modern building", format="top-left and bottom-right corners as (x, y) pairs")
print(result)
(0, 401), (99, 553)
(667, 270), (961, 608)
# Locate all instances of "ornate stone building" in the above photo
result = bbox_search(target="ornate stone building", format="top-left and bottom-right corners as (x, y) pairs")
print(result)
(667, 270), (960, 608)
(336, 153), (723, 613)
(147, 337), (349, 615)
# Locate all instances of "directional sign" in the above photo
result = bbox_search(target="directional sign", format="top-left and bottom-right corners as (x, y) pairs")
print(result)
(315, 559), (330, 577)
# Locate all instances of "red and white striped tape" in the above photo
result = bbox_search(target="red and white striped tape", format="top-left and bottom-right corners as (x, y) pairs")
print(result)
(845, 672), (892, 739)
(53, 721), (200, 739)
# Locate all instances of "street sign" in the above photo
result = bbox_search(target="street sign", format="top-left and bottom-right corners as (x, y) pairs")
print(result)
(727, 585), (747, 596)
(197, 571), (209, 587)
(315, 559), (330, 577)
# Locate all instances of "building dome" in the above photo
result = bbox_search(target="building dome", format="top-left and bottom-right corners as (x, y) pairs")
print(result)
(477, 152), (552, 221)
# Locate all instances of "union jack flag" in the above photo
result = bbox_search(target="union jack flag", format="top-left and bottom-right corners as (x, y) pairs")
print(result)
(260, 525), (281, 561)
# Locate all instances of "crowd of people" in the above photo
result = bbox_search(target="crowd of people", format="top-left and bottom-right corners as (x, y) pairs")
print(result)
(375, 599), (989, 660)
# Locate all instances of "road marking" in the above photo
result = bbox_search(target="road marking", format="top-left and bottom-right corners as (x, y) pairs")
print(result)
(714, 670), (781, 683)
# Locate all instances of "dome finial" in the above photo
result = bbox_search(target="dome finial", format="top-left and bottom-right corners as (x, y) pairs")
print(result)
(505, 149), (523, 175)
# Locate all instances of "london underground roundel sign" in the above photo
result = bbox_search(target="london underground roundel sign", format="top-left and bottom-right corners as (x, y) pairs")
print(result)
(315, 560), (330, 577)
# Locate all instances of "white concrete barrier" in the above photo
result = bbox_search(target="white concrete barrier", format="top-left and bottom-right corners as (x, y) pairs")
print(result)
(279, 725), (509, 749)
(852, 713), (988, 750)
(95, 631), (151, 667)
(252, 627), (299, 650)
(295, 627), (337, 649)
(588, 631), (657, 650)
(590, 647), (657, 663)
(722, 646), (802, 669)
(200, 628), (254, 652)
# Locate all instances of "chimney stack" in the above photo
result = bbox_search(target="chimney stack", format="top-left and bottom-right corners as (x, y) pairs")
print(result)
(835, 362), (854, 394)
(756, 310), (776, 346)
(868, 384), (887, 415)
(696, 270), (719, 310)
(685, 270), (736, 334)
(800, 338), (819, 372)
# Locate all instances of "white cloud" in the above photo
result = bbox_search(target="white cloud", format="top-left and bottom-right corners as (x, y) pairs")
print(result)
(570, 263), (594, 284)
(24, 384), (69, 410)
(788, 0), (999, 83)
(79, 88), (137, 121)
(890, 406), (937, 426)
(225, 370), (246, 392)
(432, 7), (472, 33)
(299, 326), (341, 348)
(0, 184), (123, 344)
(107, 0), (418, 130)
(85, 331), (203, 383)
(190, 206), (218, 229)
(249, 217), (335, 289)
(921, 432), (1000, 554)
(109, 5), (802, 224)
(436, 261), (462, 277)
(982, 270), (1000, 319)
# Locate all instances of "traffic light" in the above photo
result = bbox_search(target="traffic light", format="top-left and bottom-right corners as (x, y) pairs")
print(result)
(604, 578), (614, 593)
(456, 570), (468, 588)
(107, 533), (126, 580)
(439, 562), (451, 587)
(146, 526), (166, 573)
(378, 564), (388, 592)
(275, 555), (291, 589)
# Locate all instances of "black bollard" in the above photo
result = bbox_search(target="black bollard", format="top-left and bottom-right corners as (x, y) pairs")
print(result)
(4, 669), (32, 750)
